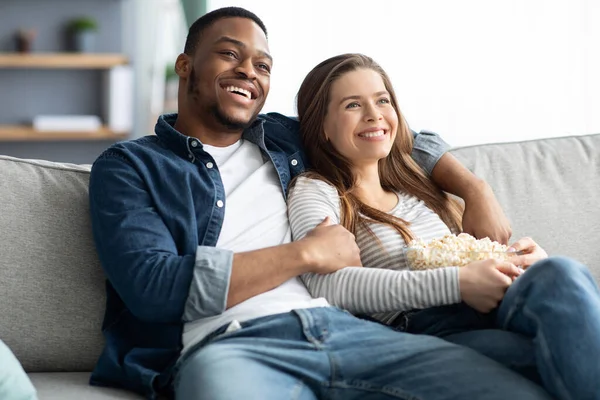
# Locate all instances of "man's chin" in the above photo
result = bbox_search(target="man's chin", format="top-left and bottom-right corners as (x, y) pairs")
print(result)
(215, 109), (258, 131)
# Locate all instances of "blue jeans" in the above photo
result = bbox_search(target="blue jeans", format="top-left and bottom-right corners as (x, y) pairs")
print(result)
(0, 340), (37, 400)
(396, 256), (600, 400)
(175, 307), (550, 400)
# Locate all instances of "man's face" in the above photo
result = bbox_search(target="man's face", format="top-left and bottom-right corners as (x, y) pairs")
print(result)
(182, 17), (272, 131)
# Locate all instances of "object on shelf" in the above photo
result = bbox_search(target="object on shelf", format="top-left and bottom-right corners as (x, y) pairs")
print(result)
(15, 29), (37, 53)
(33, 115), (102, 132)
(104, 66), (133, 132)
(67, 16), (99, 53)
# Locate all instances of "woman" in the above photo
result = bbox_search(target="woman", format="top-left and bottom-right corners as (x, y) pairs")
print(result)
(288, 53), (600, 400)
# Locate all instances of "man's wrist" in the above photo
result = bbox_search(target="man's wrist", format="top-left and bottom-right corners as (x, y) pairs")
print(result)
(461, 177), (491, 202)
(291, 239), (320, 274)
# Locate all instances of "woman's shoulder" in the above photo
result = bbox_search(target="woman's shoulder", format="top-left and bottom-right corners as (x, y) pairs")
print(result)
(290, 174), (339, 198)
(289, 173), (339, 205)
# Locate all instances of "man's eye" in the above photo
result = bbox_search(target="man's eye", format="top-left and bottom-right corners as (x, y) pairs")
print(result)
(346, 102), (360, 109)
(221, 51), (237, 58)
(257, 63), (271, 72)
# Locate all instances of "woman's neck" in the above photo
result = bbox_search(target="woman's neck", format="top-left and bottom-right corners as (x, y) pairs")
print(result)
(353, 164), (397, 212)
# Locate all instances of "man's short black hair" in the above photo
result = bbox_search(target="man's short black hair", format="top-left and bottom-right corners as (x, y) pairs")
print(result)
(183, 7), (268, 55)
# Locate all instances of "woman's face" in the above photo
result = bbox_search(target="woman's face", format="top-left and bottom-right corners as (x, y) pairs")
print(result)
(323, 68), (398, 167)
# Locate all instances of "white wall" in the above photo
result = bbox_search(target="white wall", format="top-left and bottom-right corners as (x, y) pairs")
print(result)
(207, 0), (600, 147)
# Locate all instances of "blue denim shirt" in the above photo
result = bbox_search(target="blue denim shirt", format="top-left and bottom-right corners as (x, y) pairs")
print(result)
(88, 113), (450, 398)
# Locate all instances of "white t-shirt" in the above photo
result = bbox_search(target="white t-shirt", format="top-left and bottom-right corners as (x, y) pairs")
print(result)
(182, 140), (328, 354)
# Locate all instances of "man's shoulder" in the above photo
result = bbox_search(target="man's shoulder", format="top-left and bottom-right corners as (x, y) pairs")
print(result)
(95, 135), (162, 163)
(90, 135), (170, 180)
(259, 112), (299, 134)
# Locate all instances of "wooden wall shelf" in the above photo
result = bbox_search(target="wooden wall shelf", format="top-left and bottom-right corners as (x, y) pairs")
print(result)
(0, 53), (128, 69)
(0, 126), (128, 141)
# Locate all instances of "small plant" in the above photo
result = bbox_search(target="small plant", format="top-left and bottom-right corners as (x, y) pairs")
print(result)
(68, 17), (98, 33)
(165, 63), (178, 81)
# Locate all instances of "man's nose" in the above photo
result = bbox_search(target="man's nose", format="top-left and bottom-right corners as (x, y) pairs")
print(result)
(234, 58), (257, 80)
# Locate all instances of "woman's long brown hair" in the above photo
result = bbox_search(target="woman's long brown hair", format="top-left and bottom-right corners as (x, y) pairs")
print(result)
(295, 53), (463, 243)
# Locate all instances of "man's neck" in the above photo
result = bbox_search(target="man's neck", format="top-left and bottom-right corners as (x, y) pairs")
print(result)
(174, 111), (243, 147)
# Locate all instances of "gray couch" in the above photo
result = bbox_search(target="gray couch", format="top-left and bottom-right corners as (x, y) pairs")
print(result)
(1, 133), (599, 399)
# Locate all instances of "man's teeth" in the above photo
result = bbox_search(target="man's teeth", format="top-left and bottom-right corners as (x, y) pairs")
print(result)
(225, 86), (251, 99)
(358, 130), (385, 138)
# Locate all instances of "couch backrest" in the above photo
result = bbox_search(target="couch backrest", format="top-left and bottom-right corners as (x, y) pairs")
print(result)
(451, 133), (600, 283)
(0, 133), (599, 372)
(0, 156), (104, 372)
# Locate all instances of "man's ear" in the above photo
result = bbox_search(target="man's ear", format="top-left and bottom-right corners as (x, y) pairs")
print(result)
(175, 53), (191, 78)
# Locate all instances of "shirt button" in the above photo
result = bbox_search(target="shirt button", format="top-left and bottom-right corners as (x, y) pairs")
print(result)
(191, 140), (199, 148)
(216, 200), (224, 208)
(206, 162), (214, 169)
(188, 154), (193, 159)
(290, 159), (298, 166)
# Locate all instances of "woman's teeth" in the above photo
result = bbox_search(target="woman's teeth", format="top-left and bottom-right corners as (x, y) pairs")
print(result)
(358, 130), (385, 138)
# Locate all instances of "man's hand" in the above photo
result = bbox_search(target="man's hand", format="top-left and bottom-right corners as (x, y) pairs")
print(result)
(462, 180), (512, 245)
(507, 237), (548, 268)
(299, 217), (362, 274)
(459, 259), (523, 313)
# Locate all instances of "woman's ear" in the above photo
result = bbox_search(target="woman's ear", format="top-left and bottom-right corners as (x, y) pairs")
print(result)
(175, 54), (191, 78)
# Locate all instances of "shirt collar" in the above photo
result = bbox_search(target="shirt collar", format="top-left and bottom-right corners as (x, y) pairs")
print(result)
(154, 113), (267, 159)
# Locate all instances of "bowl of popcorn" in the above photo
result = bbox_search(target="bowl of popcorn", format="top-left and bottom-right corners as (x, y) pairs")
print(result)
(404, 233), (511, 270)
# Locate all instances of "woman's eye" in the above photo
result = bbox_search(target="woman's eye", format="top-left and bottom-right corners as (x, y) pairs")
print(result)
(378, 98), (391, 104)
(346, 102), (360, 109)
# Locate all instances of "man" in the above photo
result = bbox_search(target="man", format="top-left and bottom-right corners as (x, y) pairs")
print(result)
(89, 7), (549, 399)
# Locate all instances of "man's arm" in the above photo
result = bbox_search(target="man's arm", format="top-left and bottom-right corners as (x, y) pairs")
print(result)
(89, 153), (357, 324)
(431, 153), (512, 244)
(411, 130), (512, 244)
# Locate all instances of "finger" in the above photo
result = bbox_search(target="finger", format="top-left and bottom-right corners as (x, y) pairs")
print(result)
(493, 267), (515, 287)
(495, 262), (523, 278)
(317, 216), (331, 227)
(509, 254), (543, 268)
(507, 237), (536, 254)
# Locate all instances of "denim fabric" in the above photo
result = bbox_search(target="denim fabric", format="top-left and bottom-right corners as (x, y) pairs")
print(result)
(394, 303), (539, 382)
(393, 256), (600, 400)
(89, 113), (451, 397)
(174, 307), (551, 400)
(0, 340), (37, 400)
(497, 256), (600, 400)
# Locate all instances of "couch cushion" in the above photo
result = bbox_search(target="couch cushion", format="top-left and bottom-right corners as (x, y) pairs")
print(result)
(28, 373), (142, 399)
(451, 133), (600, 283)
(0, 156), (105, 372)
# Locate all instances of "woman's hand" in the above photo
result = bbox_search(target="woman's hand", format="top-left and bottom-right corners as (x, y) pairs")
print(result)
(507, 237), (548, 268)
(459, 259), (523, 313)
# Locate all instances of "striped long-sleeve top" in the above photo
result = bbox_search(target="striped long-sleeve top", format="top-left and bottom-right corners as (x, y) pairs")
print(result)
(287, 176), (462, 325)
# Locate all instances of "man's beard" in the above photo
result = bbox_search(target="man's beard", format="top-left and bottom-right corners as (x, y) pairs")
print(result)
(188, 67), (257, 132)
(209, 103), (255, 132)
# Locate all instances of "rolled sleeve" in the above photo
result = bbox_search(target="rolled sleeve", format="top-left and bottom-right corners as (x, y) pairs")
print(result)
(184, 246), (234, 322)
(411, 130), (451, 175)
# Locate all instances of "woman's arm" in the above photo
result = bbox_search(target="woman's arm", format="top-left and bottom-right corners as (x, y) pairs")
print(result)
(288, 177), (461, 314)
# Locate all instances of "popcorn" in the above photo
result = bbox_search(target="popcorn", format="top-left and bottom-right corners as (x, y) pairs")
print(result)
(405, 233), (510, 270)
